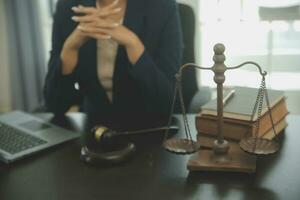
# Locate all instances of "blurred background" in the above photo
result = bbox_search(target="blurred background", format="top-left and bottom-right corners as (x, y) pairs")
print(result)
(0, 0), (300, 113)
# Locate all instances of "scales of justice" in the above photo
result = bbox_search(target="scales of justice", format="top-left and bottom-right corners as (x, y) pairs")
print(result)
(163, 43), (280, 173)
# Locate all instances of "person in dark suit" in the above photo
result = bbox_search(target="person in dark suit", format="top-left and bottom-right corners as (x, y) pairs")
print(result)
(44, 0), (183, 131)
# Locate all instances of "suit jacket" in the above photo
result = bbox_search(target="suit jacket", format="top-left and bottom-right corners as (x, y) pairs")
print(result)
(44, 0), (183, 130)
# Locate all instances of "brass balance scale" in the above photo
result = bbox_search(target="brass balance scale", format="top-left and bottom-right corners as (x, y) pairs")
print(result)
(163, 43), (280, 173)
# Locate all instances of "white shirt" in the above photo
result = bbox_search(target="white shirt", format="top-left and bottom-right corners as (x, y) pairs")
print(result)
(96, 2), (124, 102)
(97, 39), (118, 102)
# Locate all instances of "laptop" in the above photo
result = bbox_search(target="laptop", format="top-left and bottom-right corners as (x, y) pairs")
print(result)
(0, 111), (81, 163)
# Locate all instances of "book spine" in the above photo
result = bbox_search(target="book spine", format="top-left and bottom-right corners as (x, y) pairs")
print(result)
(195, 117), (249, 140)
(197, 118), (287, 141)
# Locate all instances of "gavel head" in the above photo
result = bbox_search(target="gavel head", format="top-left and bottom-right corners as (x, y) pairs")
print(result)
(93, 126), (116, 142)
(81, 126), (136, 165)
(85, 126), (124, 152)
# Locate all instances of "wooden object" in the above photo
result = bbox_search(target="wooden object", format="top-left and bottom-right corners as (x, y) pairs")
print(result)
(196, 95), (288, 140)
(200, 86), (285, 121)
(197, 114), (288, 141)
(187, 148), (257, 173)
(183, 44), (263, 172)
(187, 136), (256, 173)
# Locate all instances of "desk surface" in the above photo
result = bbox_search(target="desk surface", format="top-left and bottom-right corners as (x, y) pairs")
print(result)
(0, 113), (300, 200)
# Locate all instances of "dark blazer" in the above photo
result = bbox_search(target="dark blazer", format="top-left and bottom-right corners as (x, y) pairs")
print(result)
(44, 0), (183, 130)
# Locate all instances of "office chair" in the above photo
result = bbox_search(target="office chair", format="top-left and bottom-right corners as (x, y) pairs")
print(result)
(177, 3), (212, 113)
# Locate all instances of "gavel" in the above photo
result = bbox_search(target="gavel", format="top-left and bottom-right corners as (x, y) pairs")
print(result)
(81, 125), (179, 165)
(90, 125), (179, 148)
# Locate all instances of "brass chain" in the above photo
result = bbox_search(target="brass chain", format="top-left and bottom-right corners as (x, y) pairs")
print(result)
(164, 73), (195, 147)
(176, 74), (195, 145)
(251, 77), (265, 152)
(249, 75), (278, 152)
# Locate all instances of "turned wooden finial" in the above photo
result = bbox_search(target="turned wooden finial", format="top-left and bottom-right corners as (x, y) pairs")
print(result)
(213, 43), (226, 64)
(213, 43), (225, 55)
(212, 43), (226, 84)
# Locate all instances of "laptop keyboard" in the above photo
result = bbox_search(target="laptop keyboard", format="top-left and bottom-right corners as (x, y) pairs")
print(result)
(0, 123), (47, 155)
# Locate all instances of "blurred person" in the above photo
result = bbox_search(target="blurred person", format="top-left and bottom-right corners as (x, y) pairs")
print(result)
(44, 0), (183, 130)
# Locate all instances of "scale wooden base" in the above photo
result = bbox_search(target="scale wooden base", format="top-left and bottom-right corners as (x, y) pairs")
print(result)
(187, 136), (257, 173)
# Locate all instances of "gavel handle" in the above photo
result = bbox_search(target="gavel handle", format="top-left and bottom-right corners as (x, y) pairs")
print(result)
(119, 125), (179, 136)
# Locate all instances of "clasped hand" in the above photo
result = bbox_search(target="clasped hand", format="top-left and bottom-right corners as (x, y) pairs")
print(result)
(71, 0), (137, 47)
(61, 0), (144, 70)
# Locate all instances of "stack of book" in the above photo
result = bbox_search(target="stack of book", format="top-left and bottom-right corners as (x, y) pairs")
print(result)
(196, 86), (288, 146)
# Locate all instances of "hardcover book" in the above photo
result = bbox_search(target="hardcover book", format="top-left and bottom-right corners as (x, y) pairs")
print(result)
(201, 86), (285, 121)
(196, 98), (288, 140)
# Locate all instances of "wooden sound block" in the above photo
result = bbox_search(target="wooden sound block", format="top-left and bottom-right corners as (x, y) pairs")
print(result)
(187, 143), (257, 173)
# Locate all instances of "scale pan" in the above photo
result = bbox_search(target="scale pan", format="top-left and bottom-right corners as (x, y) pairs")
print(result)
(163, 138), (201, 155)
(239, 137), (279, 155)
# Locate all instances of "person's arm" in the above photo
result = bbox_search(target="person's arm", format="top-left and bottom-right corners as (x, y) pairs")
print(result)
(44, 1), (83, 116)
(128, 2), (183, 114)
(44, 1), (123, 115)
